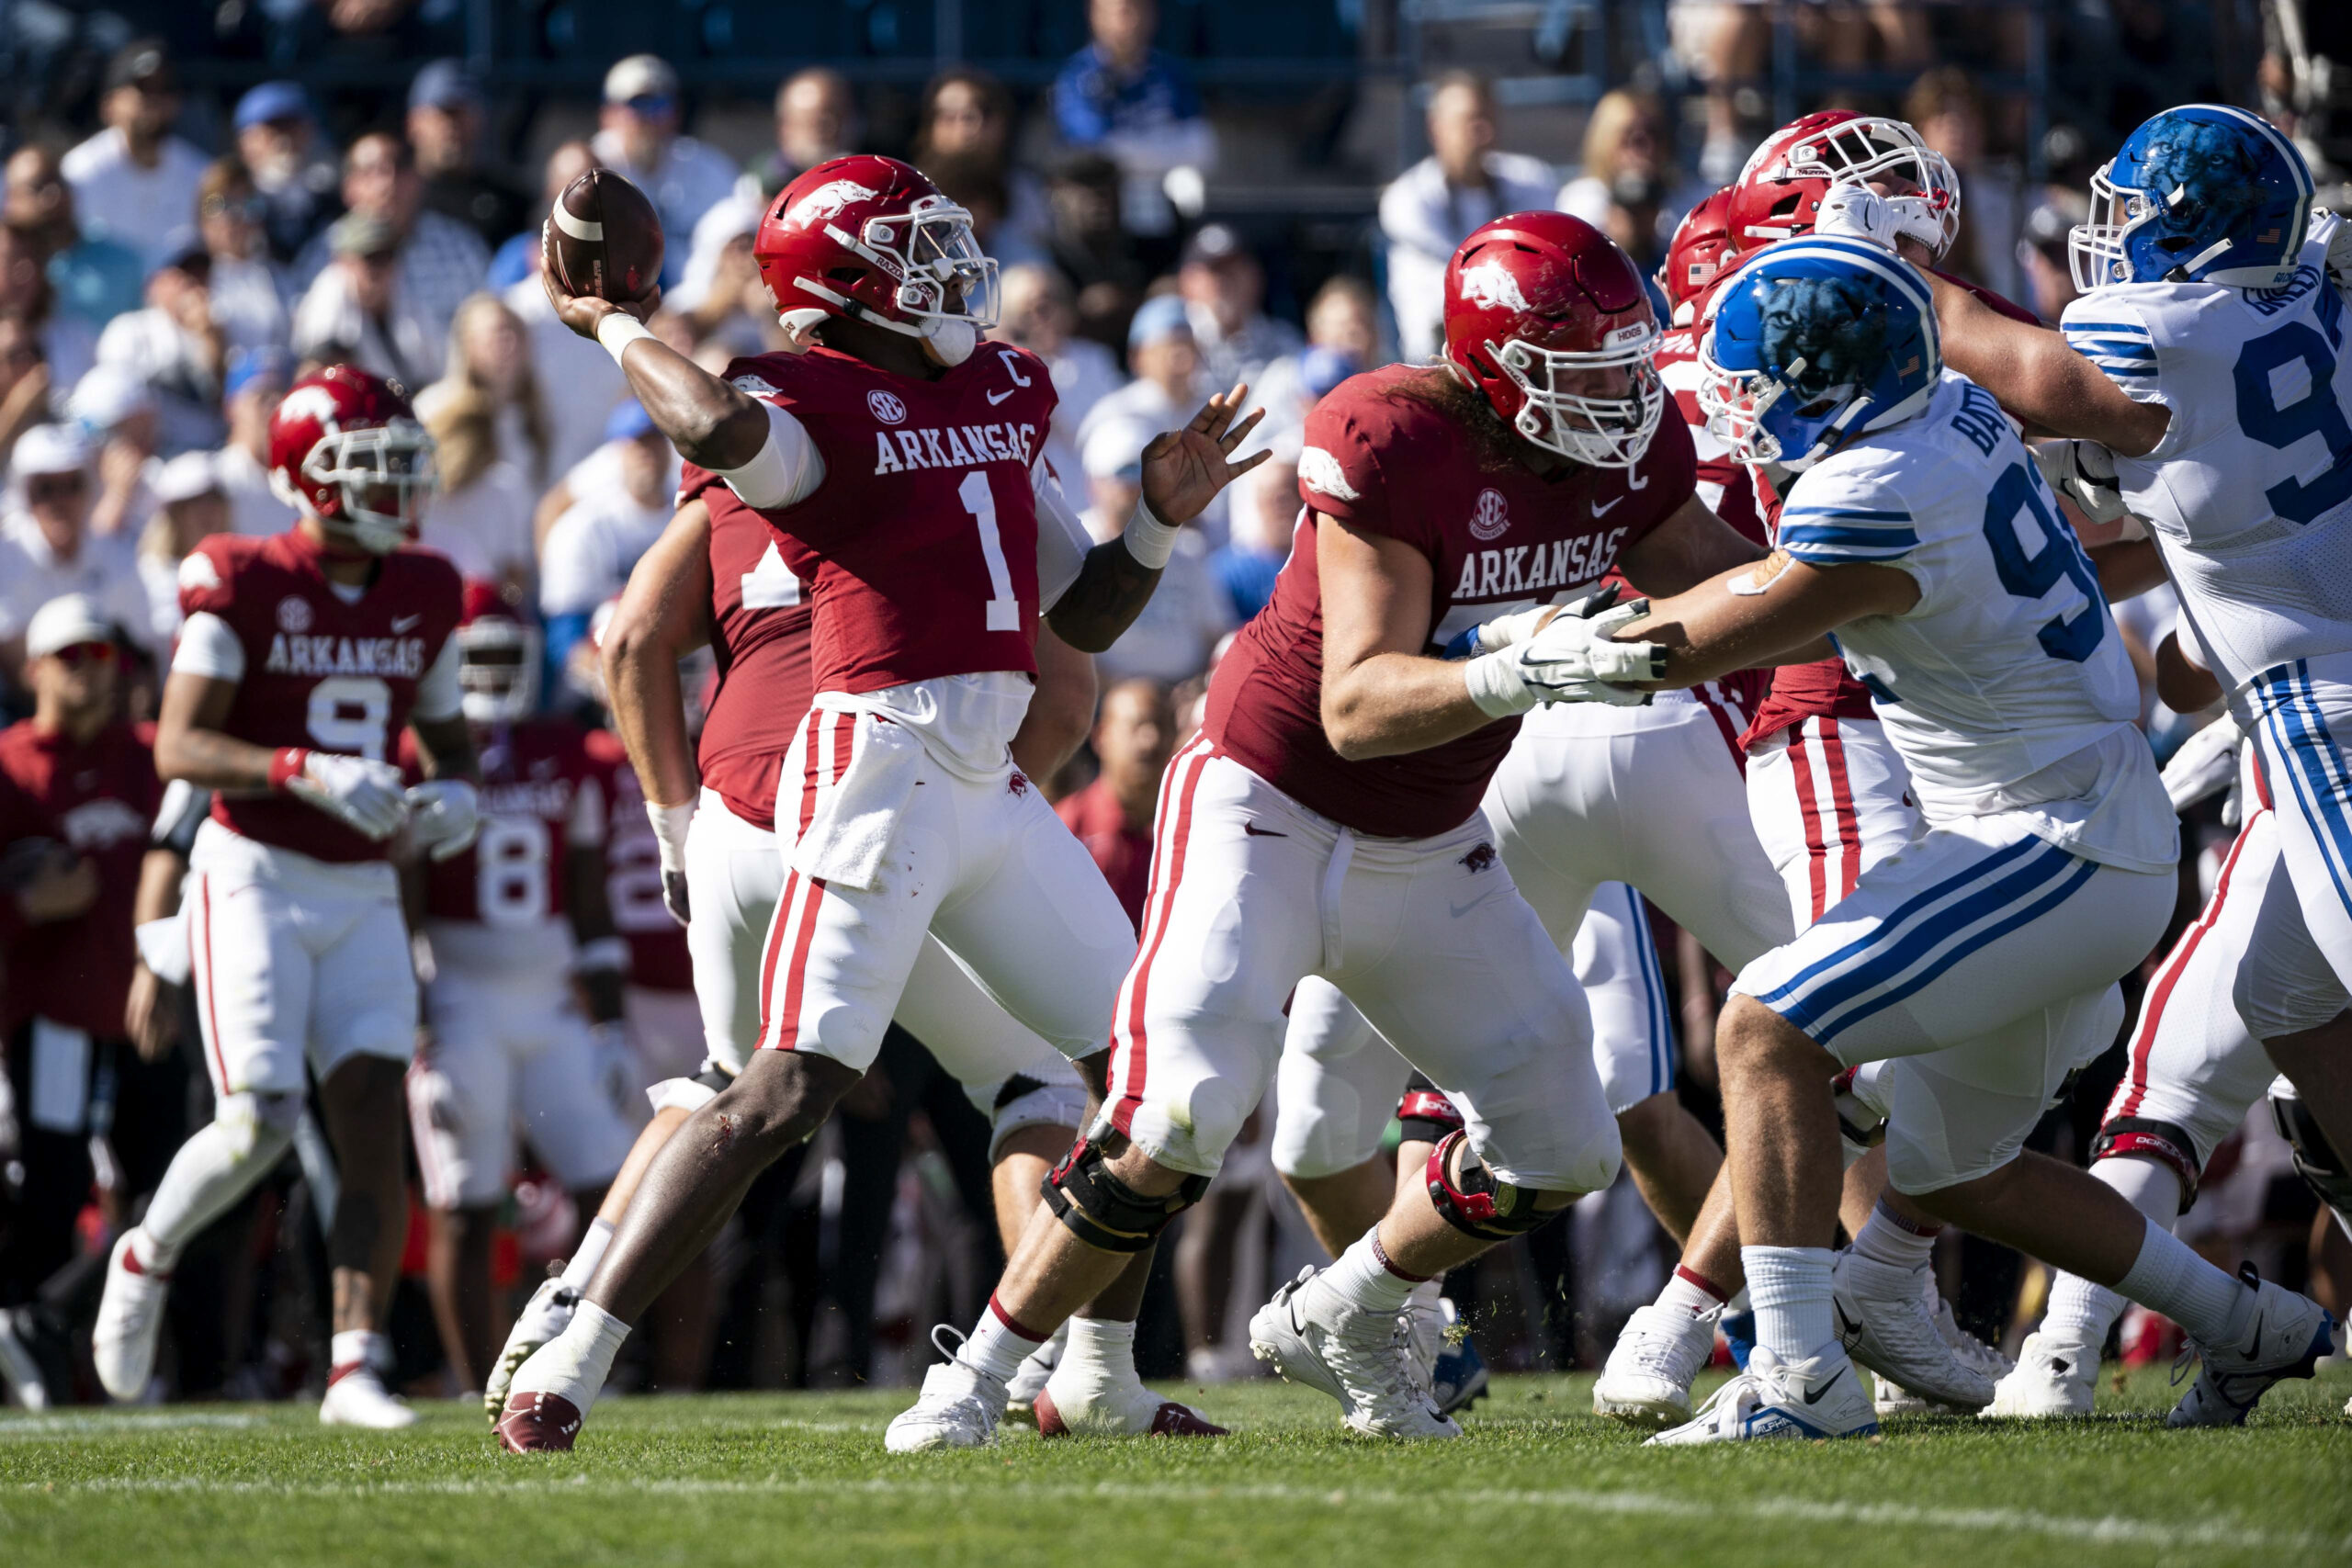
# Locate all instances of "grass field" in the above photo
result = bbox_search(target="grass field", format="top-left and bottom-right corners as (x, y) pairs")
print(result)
(4, 1367), (2347, 1568)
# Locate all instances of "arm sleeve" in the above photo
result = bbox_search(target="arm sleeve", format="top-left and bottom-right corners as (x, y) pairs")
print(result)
(1032, 460), (1093, 613)
(714, 397), (825, 511)
(170, 610), (246, 682)
(412, 635), (462, 723)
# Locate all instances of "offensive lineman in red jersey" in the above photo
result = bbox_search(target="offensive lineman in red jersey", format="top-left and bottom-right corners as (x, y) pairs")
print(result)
(495, 154), (1261, 1451)
(91, 366), (481, 1427)
(402, 584), (636, 1393)
(888, 210), (1770, 1448)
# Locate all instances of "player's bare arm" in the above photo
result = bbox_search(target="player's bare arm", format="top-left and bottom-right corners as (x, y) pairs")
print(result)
(1611, 556), (1919, 688)
(1012, 623), (1097, 780)
(1317, 517), (1501, 761)
(409, 712), (480, 784)
(153, 671), (277, 792)
(603, 499), (716, 812)
(122, 841), (187, 1061)
(565, 838), (627, 1023)
(1614, 491), (1768, 598)
(1930, 276), (2171, 457)
(542, 264), (772, 472)
(1046, 386), (1269, 653)
(2088, 536), (2165, 599)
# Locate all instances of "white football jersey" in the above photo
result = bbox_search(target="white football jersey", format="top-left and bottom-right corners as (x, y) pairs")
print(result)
(2064, 210), (2352, 710)
(1780, 372), (2175, 872)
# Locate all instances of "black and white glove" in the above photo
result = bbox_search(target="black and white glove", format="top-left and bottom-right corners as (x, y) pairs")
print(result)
(405, 780), (481, 861)
(647, 798), (694, 926)
(2032, 438), (2131, 527)
(284, 751), (410, 840)
(1463, 587), (1666, 715)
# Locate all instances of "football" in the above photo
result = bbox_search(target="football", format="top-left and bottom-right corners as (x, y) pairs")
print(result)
(546, 167), (664, 304)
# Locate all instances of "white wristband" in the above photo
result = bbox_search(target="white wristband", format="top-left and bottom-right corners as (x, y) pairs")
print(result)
(1121, 498), (1182, 570)
(647, 797), (695, 859)
(596, 311), (657, 367)
(1463, 648), (1537, 718)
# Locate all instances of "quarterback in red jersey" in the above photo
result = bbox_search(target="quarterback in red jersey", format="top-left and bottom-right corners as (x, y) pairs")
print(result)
(401, 584), (635, 1393)
(496, 155), (1259, 1453)
(92, 366), (479, 1428)
(882, 210), (1770, 1450)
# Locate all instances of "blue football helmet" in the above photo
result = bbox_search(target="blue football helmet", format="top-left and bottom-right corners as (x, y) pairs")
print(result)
(2070, 105), (2312, 291)
(1697, 235), (1941, 468)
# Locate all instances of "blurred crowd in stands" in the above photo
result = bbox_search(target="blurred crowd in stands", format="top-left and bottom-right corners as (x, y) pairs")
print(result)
(0, 0), (2344, 1404)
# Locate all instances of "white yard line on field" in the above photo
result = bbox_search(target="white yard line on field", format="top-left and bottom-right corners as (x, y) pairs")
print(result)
(10, 1472), (2344, 1552)
(0, 1413), (263, 1438)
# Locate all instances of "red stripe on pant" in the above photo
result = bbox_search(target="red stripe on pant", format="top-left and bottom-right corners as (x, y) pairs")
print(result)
(1818, 717), (1863, 903)
(768, 871), (828, 1050)
(195, 872), (230, 1092)
(1693, 682), (1747, 775)
(760, 709), (826, 1049)
(2115, 810), (2261, 1118)
(1786, 729), (1831, 920)
(1111, 739), (1213, 1136)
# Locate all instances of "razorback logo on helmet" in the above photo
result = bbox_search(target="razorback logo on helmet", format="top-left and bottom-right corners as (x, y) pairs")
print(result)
(1458, 259), (1533, 312)
(275, 383), (345, 436)
(1298, 446), (1360, 502)
(786, 179), (879, 230)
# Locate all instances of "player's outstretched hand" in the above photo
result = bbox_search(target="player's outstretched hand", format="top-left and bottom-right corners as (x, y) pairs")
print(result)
(1141, 383), (1272, 527)
(540, 221), (662, 342)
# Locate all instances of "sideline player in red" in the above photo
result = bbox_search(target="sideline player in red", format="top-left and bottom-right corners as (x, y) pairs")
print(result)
(91, 366), (480, 1427)
(494, 154), (1261, 1451)
(402, 583), (636, 1393)
(890, 210), (1770, 1449)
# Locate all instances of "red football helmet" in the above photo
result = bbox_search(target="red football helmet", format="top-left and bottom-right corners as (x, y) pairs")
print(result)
(1660, 186), (1738, 326)
(1727, 110), (1962, 260)
(1442, 211), (1662, 468)
(752, 154), (999, 365)
(455, 579), (540, 726)
(267, 365), (435, 555)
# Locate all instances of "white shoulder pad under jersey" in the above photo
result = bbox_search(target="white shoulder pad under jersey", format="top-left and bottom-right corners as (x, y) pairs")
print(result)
(2063, 210), (2352, 701)
(1780, 373), (2142, 826)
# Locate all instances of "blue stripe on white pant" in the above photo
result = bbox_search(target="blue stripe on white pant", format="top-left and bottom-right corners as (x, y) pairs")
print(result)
(1621, 884), (1676, 1098)
(1756, 838), (2098, 1045)
(2261, 660), (2352, 920)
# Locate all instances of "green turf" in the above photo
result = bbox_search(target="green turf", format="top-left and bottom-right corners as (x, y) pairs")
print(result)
(2, 1367), (2346, 1568)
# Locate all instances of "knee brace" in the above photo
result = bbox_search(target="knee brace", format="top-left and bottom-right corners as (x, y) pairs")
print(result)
(2269, 1089), (2352, 1215)
(1424, 1128), (1551, 1241)
(1040, 1136), (1208, 1253)
(2091, 1115), (2203, 1213)
(216, 1090), (303, 1161)
(1396, 1074), (1465, 1146)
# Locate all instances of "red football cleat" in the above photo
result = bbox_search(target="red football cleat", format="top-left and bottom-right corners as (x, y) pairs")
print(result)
(494, 1390), (583, 1453)
(1034, 1388), (1227, 1438)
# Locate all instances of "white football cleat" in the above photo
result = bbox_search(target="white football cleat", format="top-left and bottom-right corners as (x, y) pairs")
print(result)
(885, 1351), (1009, 1453)
(1248, 1267), (1460, 1439)
(2167, 1267), (2335, 1427)
(1981, 1331), (2097, 1418)
(321, 1363), (418, 1428)
(1005, 1322), (1067, 1423)
(484, 1275), (580, 1425)
(92, 1231), (171, 1403)
(1936, 1292), (2015, 1382)
(1831, 1248), (1994, 1411)
(1872, 1374), (1928, 1416)
(1646, 1345), (1881, 1445)
(1593, 1302), (1717, 1429)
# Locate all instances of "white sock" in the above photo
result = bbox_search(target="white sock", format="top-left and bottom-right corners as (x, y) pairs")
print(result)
(1658, 1265), (1731, 1319)
(512, 1300), (631, 1413)
(561, 1218), (616, 1289)
(1744, 1245), (1838, 1362)
(1324, 1230), (1424, 1315)
(2044, 1159), (2184, 1352)
(1852, 1199), (1940, 1270)
(957, 1296), (1048, 1383)
(2114, 1217), (2256, 1349)
(330, 1329), (387, 1372)
(139, 1115), (291, 1270)
(1060, 1316), (1141, 1388)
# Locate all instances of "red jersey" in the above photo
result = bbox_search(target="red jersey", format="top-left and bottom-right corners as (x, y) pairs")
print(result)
(177, 530), (461, 863)
(0, 719), (160, 1038)
(583, 727), (693, 991)
(1740, 274), (2041, 749)
(1056, 777), (1151, 931)
(680, 468), (815, 831)
(404, 718), (604, 974)
(690, 343), (1058, 699)
(1208, 365), (1697, 839)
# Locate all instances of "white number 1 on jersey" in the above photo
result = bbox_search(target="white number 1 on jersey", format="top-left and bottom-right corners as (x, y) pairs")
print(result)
(958, 469), (1022, 632)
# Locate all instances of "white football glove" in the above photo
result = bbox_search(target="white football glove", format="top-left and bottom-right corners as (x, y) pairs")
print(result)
(1815, 183), (1906, 252)
(2324, 209), (2352, 293)
(2032, 438), (2132, 527)
(1447, 603), (1557, 660)
(2160, 716), (2244, 816)
(286, 752), (410, 840)
(1464, 592), (1665, 715)
(405, 780), (481, 862)
(647, 798), (694, 926)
